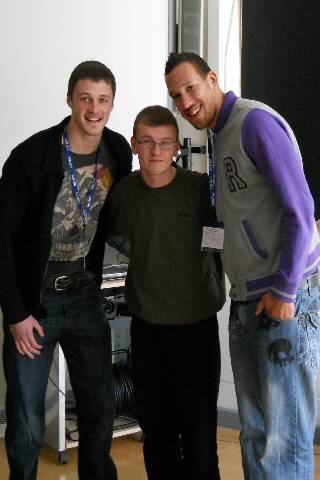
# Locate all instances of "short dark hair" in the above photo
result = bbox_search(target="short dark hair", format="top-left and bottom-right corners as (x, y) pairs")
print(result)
(165, 52), (211, 78)
(133, 105), (179, 139)
(67, 60), (116, 98)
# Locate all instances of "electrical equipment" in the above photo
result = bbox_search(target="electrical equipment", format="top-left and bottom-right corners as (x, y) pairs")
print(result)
(178, 0), (204, 56)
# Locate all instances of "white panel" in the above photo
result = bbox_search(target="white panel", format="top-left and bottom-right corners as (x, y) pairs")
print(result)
(220, 337), (234, 383)
(217, 278), (231, 339)
(0, 0), (168, 170)
(218, 381), (238, 411)
(207, 0), (241, 94)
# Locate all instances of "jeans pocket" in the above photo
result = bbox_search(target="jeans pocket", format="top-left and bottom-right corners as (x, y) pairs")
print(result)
(229, 304), (249, 344)
(258, 312), (295, 332)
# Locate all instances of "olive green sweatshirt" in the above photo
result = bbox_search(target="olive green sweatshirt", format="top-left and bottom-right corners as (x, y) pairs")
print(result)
(108, 166), (225, 325)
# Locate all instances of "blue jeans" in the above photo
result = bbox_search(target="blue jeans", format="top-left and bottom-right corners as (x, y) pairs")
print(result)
(3, 281), (116, 480)
(229, 286), (320, 480)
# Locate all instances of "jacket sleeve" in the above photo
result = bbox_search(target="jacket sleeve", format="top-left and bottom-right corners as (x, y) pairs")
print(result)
(111, 130), (133, 181)
(105, 183), (132, 257)
(0, 151), (31, 324)
(242, 109), (315, 302)
(100, 128), (133, 241)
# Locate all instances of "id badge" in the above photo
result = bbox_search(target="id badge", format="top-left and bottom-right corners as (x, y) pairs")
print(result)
(201, 223), (224, 252)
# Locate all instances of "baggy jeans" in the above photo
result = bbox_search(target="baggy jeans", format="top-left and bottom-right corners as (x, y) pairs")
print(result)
(229, 286), (320, 480)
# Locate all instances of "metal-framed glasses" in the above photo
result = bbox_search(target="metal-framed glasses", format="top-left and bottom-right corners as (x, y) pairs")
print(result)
(136, 139), (176, 150)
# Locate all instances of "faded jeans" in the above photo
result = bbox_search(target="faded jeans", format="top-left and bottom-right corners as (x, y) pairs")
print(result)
(229, 286), (320, 480)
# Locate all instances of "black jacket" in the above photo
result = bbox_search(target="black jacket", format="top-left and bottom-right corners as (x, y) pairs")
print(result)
(0, 116), (132, 325)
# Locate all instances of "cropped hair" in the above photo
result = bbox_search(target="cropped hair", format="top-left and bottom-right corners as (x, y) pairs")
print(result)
(67, 60), (116, 98)
(133, 105), (179, 139)
(165, 52), (211, 78)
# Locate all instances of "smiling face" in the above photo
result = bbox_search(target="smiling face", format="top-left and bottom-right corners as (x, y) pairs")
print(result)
(67, 78), (114, 143)
(166, 61), (224, 130)
(132, 123), (179, 188)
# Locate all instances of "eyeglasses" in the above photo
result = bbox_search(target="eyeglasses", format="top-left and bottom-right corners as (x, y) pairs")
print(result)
(136, 139), (177, 150)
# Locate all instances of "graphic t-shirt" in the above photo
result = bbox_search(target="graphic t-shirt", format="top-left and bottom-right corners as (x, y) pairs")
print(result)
(49, 143), (113, 263)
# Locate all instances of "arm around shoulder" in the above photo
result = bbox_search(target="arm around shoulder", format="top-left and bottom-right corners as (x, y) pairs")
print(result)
(106, 180), (133, 257)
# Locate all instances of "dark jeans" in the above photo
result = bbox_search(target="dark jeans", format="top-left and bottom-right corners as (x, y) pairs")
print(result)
(131, 315), (221, 480)
(3, 281), (116, 480)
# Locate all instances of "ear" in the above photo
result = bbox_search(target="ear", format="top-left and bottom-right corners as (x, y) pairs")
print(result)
(208, 70), (218, 88)
(66, 94), (72, 109)
(131, 136), (138, 155)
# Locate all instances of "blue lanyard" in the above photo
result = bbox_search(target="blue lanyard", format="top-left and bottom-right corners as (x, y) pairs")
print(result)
(207, 129), (216, 208)
(63, 126), (100, 236)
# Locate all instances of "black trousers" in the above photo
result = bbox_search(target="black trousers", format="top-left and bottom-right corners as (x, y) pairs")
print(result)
(131, 315), (221, 480)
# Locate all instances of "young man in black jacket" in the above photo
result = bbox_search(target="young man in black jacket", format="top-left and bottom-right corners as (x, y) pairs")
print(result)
(0, 60), (132, 480)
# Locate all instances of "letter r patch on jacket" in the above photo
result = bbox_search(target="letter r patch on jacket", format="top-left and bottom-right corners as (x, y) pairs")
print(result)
(223, 157), (247, 192)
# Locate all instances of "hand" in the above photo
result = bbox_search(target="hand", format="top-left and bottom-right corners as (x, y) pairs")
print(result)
(255, 292), (295, 321)
(316, 219), (320, 235)
(9, 315), (44, 359)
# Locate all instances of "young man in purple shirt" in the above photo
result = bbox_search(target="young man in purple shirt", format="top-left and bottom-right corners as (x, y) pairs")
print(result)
(165, 52), (320, 480)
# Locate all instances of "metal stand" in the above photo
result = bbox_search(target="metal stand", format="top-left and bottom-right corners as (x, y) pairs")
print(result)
(180, 137), (206, 170)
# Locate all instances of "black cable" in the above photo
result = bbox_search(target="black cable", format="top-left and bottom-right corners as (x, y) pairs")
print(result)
(112, 350), (134, 415)
(48, 338), (134, 447)
(48, 375), (66, 397)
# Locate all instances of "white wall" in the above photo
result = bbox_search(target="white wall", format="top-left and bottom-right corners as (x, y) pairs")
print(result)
(0, 0), (169, 410)
(0, 0), (169, 170)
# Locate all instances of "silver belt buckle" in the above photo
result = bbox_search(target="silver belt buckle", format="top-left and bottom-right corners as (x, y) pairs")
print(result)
(54, 275), (72, 291)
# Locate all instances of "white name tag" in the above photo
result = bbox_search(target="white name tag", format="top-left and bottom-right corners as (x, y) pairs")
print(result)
(201, 226), (224, 251)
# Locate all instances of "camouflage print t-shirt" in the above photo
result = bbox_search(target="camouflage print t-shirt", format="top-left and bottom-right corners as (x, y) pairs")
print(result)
(49, 143), (113, 262)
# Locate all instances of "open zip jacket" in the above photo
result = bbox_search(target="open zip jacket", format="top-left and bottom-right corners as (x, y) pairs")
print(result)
(0, 116), (132, 325)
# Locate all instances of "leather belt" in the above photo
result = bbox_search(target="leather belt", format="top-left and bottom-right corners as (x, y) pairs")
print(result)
(43, 271), (94, 292)
(299, 272), (320, 290)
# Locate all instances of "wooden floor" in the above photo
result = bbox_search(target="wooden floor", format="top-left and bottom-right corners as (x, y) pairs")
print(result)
(0, 427), (319, 479)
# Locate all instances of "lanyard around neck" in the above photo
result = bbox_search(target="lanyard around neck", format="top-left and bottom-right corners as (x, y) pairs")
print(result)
(207, 129), (216, 208)
(63, 126), (101, 236)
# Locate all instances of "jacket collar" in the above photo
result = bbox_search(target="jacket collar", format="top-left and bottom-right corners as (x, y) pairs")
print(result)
(42, 116), (70, 175)
(42, 116), (112, 175)
(214, 90), (238, 134)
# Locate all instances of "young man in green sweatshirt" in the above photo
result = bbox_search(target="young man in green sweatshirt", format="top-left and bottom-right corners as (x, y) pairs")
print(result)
(108, 105), (225, 480)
